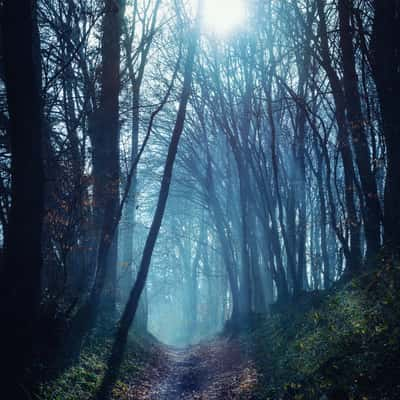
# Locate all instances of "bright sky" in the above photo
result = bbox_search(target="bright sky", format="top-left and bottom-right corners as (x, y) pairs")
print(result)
(125, 1), (246, 37)
(201, 0), (246, 35)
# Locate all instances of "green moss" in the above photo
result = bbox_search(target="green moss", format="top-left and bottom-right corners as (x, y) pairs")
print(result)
(245, 263), (400, 399)
(36, 334), (152, 400)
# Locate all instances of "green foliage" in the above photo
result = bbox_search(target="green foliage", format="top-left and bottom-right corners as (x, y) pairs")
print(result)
(37, 335), (152, 400)
(245, 264), (400, 399)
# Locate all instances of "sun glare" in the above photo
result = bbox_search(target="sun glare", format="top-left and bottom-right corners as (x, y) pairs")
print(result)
(201, 0), (246, 35)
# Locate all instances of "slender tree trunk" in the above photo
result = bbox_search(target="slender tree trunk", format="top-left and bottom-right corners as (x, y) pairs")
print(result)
(316, 152), (331, 288)
(206, 168), (241, 323)
(267, 90), (297, 291)
(94, 20), (199, 399)
(64, 0), (122, 359)
(248, 213), (266, 313)
(317, 0), (361, 273)
(119, 1), (160, 326)
(293, 0), (313, 296)
(237, 163), (252, 316)
(338, 0), (382, 263)
(187, 227), (202, 341)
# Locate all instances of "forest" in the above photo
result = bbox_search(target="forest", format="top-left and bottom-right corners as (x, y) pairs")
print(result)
(0, 0), (399, 399)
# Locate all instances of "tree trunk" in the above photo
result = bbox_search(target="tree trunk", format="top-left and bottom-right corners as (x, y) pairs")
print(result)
(94, 20), (199, 399)
(63, 0), (122, 360)
(317, 0), (361, 273)
(370, 0), (400, 255)
(0, 0), (44, 394)
(338, 0), (382, 263)
(92, 0), (121, 317)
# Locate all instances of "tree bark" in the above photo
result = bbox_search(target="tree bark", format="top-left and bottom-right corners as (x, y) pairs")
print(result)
(370, 0), (400, 255)
(63, 0), (122, 360)
(0, 0), (44, 394)
(338, 0), (382, 263)
(317, 0), (361, 273)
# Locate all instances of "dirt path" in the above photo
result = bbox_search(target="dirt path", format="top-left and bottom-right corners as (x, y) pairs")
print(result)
(127, 338), (260, 400)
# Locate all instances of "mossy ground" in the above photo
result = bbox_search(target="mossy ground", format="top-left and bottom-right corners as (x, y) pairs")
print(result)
(36, 333), (160, 400)
(243, 263), (400, 399)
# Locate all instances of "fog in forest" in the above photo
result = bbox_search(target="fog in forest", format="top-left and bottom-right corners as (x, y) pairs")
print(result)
(1, 0), (400, 398)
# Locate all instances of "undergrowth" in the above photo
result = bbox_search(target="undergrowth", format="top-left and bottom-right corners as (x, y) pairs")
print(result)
(244, 263), (400, 399)
(36, 333), (157, 400)
(37, 263), (400, 400)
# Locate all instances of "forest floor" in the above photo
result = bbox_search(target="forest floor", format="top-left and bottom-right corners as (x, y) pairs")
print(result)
(38, 263), (400, 400)
(127, 338), (259, 400)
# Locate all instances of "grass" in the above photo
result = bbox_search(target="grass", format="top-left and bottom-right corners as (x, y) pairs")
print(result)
(36, 333), (156, 400)
(243, 262), (400, 399)
(37, 262), (400, 400)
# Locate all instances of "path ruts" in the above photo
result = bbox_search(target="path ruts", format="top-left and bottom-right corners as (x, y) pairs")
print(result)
(127, 338), (259, 399)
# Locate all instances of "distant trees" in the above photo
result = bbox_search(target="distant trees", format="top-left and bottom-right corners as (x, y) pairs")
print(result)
(172, 0), (399, 316)
(0, 0), (399, 393)
(95, 8), (200, 398)
(120, 0), (161, 317)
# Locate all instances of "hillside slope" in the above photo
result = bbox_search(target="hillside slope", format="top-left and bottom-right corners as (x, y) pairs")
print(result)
(244, 263), (400, 399)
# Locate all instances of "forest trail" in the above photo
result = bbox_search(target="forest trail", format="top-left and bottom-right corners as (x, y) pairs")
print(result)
(127, 338), (260, 400)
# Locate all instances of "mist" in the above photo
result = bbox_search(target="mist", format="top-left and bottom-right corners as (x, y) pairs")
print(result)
(1, 0), (400, 399)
